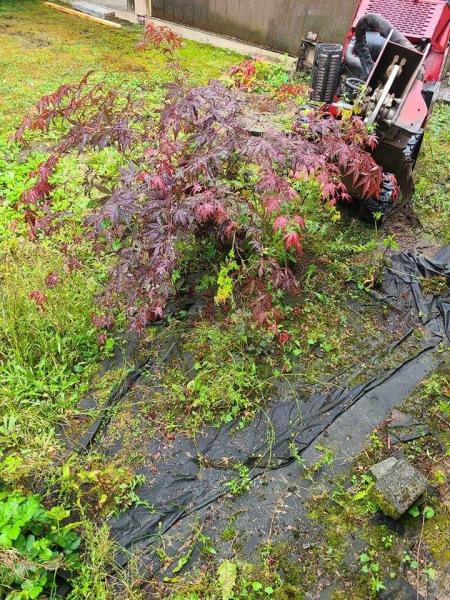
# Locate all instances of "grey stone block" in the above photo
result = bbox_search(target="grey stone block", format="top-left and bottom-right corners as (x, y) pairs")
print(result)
(72, 1), (115, 19)
(373, 458), (428, 519)
(370, 456), (398, 481)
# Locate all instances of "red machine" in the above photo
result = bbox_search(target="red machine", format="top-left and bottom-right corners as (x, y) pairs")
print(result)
(310, 0), (450, 218)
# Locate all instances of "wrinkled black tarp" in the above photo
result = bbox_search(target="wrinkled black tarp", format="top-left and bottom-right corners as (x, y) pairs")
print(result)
(76, 245), (450, 568)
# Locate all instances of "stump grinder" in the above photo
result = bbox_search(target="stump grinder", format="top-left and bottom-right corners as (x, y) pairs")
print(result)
(308, 0), (450, 220)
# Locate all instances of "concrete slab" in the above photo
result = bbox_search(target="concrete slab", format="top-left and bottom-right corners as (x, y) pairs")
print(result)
(94, 0), (127, 9)
(114, 9), (137, 24)
(72, 1), (115, 19)
(144, 17), (297, 68)
(438, 83), (450, 103)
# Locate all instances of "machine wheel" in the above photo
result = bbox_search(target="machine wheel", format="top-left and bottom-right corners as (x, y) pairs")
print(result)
(359, 176), (396, 223)
(403, 132), (424, 165)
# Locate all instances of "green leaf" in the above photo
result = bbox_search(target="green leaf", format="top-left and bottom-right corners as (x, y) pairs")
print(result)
(408, 505), (420, 518)
(217, 559), (237, 600)
(374, 580), (386, 592)
(251, 581), (263, 592)
(5, 523), (21, 541)
(172, 550), (192, 574)
(359, 553), (370, 563)
(423, 506), (435, 519)
(264, 586), (274, 595)
(28, 584), (43, 599)
(47, 506), (70, 522)
(0, 532), (12, 547)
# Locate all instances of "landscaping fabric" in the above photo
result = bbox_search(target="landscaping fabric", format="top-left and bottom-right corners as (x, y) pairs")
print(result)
(77, 245), (450, 568)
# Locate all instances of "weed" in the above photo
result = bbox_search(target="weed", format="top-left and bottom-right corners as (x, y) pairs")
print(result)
(369, 432), (384, 451)
(309, 445), (335, 475)
(159, 320), (274, 429)
(55, 453), (152, 519)
(359, 549), (386, 595)
(288, 441), (307, 471)
(0, 491), (81, 600)
(215, 250), (239, 305)
(226, 464), (252, 497)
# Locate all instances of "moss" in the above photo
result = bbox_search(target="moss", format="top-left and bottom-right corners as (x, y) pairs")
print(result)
(423, 507), (450, 565)
(265, 541), (317, 592)
(274, 584), (305, 600)
(220, 525), (237, 542)
(419, 275), (449, 296)
(371, 488), (400, 520)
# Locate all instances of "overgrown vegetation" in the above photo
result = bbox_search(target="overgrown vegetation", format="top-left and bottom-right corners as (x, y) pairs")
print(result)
(0, 1), (449, 598)
(413, 102), (450, 242)
(0, 492), (80, 600)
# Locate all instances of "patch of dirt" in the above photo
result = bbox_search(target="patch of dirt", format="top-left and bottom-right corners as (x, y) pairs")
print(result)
(13, 31), (52, 49)
(102, 53), (148, 74)
(237, 90), (297, 135)
(385, 204), (440, 256)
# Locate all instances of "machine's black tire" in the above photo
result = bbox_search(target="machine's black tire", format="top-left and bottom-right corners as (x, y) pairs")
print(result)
(358, 176), (396, 223)
(403, 132), (424, 165)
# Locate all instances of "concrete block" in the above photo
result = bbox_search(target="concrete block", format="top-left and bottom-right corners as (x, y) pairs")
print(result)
(370, 456), (398, 481)
(72, 1), (115, 19)
(373, 458), (428, 519)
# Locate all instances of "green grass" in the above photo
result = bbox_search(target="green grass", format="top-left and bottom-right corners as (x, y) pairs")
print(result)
(155, 320), (276, 431)
(0, 242), (106, 489)
(0, 3), (449, 598)
(413, 103), (450, 243)
(0, 0), (240, 135)
(0, 6), (242, 598)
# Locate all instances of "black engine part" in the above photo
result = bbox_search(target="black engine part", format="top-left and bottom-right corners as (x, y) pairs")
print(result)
(359, 176), (397, 223)
(311, 43), (343, 102)
(342, 77), (366, 101)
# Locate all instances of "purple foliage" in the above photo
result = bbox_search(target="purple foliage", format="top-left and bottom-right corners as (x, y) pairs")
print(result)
(14, 73), (397, 332)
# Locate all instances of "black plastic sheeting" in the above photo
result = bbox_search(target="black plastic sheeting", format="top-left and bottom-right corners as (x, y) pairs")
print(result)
(77, 245), (450, 569)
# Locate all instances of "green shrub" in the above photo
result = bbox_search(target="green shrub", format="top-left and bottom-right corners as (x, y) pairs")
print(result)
(0, 491), (80, 600)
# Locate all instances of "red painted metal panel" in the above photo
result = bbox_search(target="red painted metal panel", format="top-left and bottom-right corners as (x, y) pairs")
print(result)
(353, 0), (448, 40)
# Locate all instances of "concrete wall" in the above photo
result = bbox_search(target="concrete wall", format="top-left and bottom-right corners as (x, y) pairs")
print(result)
(150, 0), (358, 55)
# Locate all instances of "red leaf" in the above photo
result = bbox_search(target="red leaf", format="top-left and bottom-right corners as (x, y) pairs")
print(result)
(273, 216), (288, 232)
(29, 290), (48, 311)
(277, 331), (290, 345)
(292, 215), (305, 229)
(97, 332), (107, 346)
(45, 271), (59, 288)
(283, 231), (303, 255)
